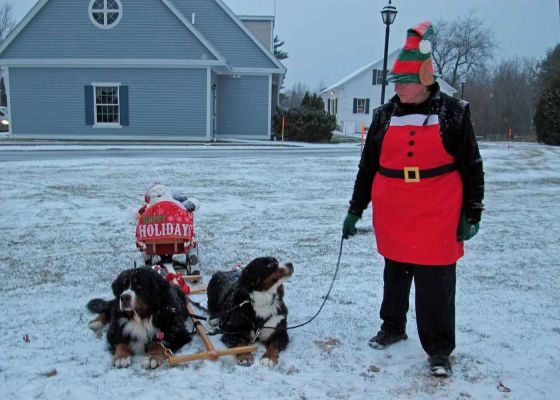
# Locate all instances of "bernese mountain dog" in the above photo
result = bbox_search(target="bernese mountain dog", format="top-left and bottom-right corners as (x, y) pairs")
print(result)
(87, 267), (192, 369)
(207, 257), (294, 367)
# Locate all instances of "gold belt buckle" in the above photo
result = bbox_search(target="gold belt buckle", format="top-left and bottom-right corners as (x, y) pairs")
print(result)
(404, 167), (420, 183)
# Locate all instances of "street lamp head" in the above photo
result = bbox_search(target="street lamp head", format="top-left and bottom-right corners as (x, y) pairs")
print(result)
(381, 1), (398, 25)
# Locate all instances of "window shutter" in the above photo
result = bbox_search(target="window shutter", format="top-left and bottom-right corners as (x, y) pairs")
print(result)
(120, 86), (129, 126)
(327, 99), (331, 114)
(335, 98), (338, 114)
(353, 98), (357, 114)
(84, 85), (94, 125)
(366, 99), (370, 114)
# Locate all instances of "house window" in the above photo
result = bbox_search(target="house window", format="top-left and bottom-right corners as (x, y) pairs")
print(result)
(94, 85), (120, 125)
(327, 98), (338, 115)
(372, 69), (387, 85)
(89, 0), (122, 29)
(353, 98), (370, 114)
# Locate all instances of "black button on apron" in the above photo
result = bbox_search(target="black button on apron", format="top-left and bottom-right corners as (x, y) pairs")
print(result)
(407, 151), (414, 157)
(409, 130), (416, 136)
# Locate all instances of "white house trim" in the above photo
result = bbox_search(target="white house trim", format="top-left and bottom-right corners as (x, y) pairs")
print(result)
(206, 68), (212, 140)
(268, 73), (272, 139)
(88, 0), (123, 30)
(214, 0), (286, 74)
(238, 15), (275, 21)
(228, 67), (282, 74)
(159, 0), (227, 64)
(92, 83), (122, 128)
(5, 67), (12, 135)
(0, 59), (226, 68)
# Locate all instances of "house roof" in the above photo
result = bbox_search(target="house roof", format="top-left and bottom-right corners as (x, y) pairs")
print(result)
(321, 49), (457, 95)
(0, 0), (285, 74)
(222, 0), (275, 17)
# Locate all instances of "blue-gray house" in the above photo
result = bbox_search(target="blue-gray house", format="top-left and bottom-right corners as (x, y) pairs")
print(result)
(0, 0), (286, 140)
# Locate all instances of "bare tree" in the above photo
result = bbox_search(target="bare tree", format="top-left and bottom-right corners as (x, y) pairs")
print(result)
(467, 57), (536, 138)
(432, 11), (497, 88)
(0, 1), (15, 44)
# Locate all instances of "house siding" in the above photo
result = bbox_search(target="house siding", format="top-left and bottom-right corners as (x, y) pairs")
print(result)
(241, 20), (272, 50)
(9, 67), (207, 137)
(1, 0), (215, 60)
(172, 0), (277, 69)
(217, 74), (269, 138)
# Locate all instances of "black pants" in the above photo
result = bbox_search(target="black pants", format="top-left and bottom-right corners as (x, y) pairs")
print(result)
(379, 258), (456, 357)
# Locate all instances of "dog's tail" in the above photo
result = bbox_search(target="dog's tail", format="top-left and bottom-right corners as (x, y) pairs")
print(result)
(87, 298), (114, 314)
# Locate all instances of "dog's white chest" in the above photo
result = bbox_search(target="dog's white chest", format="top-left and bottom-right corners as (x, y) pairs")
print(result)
(250, 292), (278, 320)
(120, 315), (157, 354)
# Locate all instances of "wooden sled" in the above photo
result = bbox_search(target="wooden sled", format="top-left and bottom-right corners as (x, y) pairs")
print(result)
(164, 264), (257, 367)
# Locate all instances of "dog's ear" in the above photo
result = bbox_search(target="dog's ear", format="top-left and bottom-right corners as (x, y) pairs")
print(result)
(239, 257), (278, 289)
(149, 270), (171, 294)
(112, 270), (131, 298)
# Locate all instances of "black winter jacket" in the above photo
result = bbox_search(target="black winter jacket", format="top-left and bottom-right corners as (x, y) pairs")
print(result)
(348, 84), (484, 221)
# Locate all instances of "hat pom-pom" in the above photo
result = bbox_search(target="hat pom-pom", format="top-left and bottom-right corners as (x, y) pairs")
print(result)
(419, 40), (432, 54)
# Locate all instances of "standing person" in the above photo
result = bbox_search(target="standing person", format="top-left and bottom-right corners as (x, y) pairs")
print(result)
(342, 21), (484, 378)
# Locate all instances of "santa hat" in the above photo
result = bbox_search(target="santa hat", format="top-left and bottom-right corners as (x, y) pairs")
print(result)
(388, 21), (436, 86)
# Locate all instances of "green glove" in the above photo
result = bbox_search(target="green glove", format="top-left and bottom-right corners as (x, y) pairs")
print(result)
(457, 213), (480, 242)
(342, 213), (360, 239)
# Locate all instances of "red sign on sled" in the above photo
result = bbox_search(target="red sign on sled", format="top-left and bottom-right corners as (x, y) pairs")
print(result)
(136, 201), (194, 242)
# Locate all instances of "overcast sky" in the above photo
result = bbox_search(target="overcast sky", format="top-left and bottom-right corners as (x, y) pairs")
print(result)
(10, 0), (560, 89)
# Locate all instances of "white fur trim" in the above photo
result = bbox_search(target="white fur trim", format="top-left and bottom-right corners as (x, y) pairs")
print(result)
(389, 114), (439, 127)
(419, 40), (432, 54)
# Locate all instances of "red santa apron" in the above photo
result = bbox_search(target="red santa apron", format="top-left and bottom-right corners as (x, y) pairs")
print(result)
(371, 113), (463, 266)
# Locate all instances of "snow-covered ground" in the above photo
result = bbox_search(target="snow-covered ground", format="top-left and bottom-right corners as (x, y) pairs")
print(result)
(0, 142), (558, 399)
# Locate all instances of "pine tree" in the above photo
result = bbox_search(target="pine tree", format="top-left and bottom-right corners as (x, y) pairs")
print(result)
(534, 79), (560, 145)
(273, 35), (288, 60)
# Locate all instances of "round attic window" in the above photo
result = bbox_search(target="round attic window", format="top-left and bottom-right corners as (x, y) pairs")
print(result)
(89, 0), (122, 29)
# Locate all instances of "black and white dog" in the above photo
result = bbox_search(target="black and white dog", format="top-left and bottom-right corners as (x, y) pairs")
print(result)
(207, 257), (294, 367)
(87, 268), (192, 369)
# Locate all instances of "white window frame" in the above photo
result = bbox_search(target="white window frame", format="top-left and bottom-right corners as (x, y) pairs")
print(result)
(93, 82), (121, 128)
(89, 0), (123, 30)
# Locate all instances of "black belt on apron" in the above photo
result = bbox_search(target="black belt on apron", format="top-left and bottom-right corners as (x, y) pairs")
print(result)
(378, 163), (457, 183)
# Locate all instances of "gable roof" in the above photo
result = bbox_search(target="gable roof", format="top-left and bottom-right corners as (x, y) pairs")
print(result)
(212, 0), (285, 73)
(223, 0), (275, 17)
(321, 50), (399, 94)
(321, 49), (457, 95)
(0, 0), (226, 67)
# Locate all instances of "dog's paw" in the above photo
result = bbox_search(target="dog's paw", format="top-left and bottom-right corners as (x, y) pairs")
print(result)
(236, 353), (254, 367)
(208, 318), (219, 327)
(260, 357), (278, 367)
(113, 356), (132, 368)
(261, 347), (279, 367)
(142, 356), (164, 369)
(88, 320), (104, 335)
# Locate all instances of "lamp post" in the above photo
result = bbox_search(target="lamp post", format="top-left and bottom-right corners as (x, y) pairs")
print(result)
(380, 0), (397, 105)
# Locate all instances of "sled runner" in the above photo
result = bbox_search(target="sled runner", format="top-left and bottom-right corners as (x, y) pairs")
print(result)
(156, 264), (257, 367)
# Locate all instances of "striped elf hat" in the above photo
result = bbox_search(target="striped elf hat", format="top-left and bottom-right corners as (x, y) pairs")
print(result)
(388, 21), (436, 86)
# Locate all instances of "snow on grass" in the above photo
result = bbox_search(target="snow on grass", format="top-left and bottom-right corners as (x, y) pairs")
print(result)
(0, 142), (559, 399)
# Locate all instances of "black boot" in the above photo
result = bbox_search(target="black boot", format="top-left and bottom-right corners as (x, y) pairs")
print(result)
(429, 356), (452, 377)
(368, 330), (408, 349)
